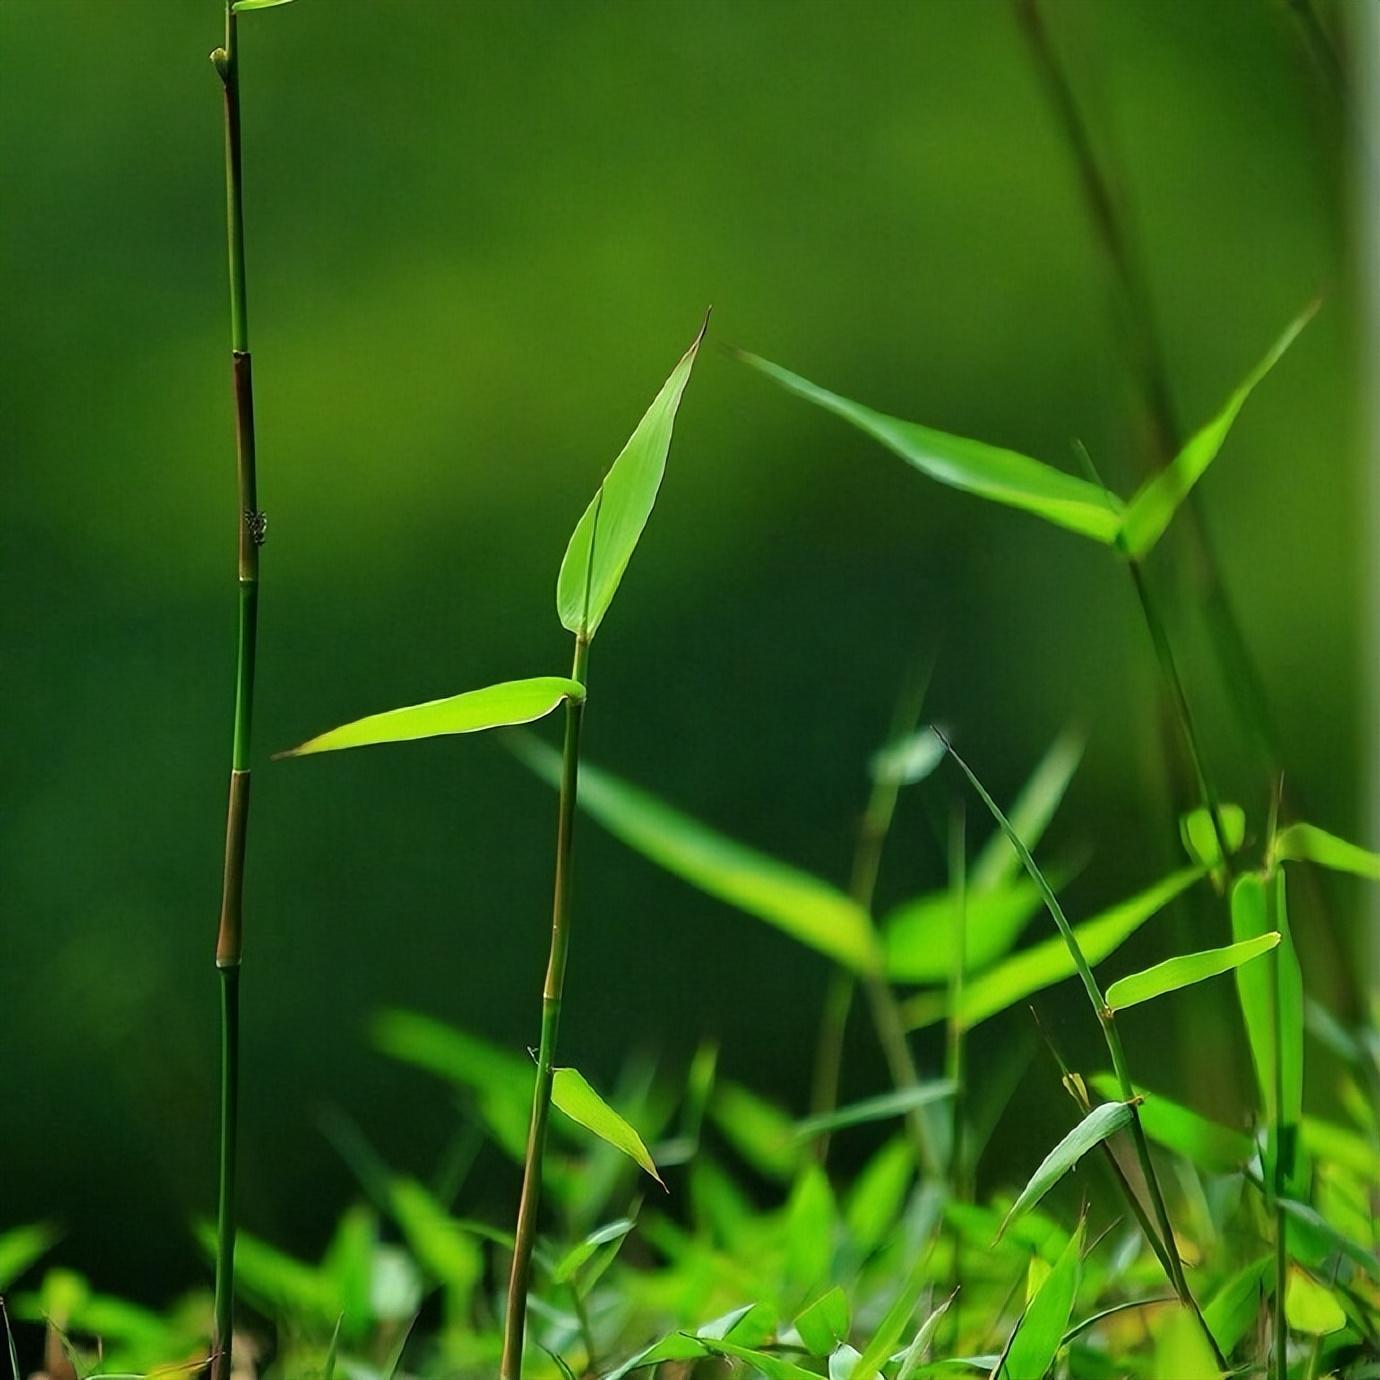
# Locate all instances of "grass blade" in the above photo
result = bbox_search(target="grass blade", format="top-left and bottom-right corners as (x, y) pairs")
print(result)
(1273, 822), (1380, 879)
(279, 676), (583, 758)
(511, 736), (881, 974)
(849, 1242), (937, 1380)
(1119, 305), (1316, 558)
(999, 1102), (1132, 1238)
(1106, 932), (1280, 1011)
(552, 1067), (665, 1188)
(557, 318), (706, 640)
(736, 351), (1124, 542)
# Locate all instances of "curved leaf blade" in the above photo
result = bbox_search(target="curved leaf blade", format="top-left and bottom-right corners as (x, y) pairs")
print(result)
(793, 1082), (954, 1141)
(231, 0), (297, 11)
(1106, 932), (1280, 1011)
(557, 319), (706, 639)
(551, 1067), (664, 1188)
(999, 1102), (1132, 1238)
(279, 676), (582, 758)
(1087, 1074), (1253, 1173)
(1120, 304), (1315, 558)
(1274, 822), (1380, 879)
(511, 736), (881, 974)
(885, 879), (1044, 982)
(737, 351), (1124, 542)
(1004, 1221), (1083, 1380)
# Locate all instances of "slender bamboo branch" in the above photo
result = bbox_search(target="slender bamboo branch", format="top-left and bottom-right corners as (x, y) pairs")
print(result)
(501, 635), (589, 1380)
(210, 6), (264, 1376)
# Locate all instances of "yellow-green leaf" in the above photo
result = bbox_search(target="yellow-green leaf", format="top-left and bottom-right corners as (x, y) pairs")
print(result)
(1151, 1306), (1221, 1380)
(557, 320), (705, 639)
(1285, 1267), (1346, 1335)
(1179, 803), (1246, 868)
(1274, 822), (1380, 879)
(1004, 1221), (1083, 1380)
(551, 1067), (664, 1188)
(1106, 932), (1280, 1011)
(279, 676), (582, 758)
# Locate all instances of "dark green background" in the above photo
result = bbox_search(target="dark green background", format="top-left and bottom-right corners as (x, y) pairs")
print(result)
(1, 0), (1367, 1302)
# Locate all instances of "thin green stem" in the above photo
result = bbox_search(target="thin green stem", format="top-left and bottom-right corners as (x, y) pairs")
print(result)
(210, 6), (263, 1376)
(501, 637), (588, 1380)
(1268, 884), (1289, 1380)
(944, 803), (967, 1344)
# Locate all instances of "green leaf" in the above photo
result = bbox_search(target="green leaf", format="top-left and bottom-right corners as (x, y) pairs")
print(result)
(196, 1222), (340, 1326)
(737, 351), (1125, 542)
(1285, 1267), (1347, 1335)
(1275, 1193), (1380, 1282)
(1087, 1074), (1253, 1173)
(551, 1067), (664, 1187)
(279, 676), (582, 758)
(794, 1286), (850, 1356)
(710, 1081), (803, 1181)
(884, 880), (1045, 982)
(1106, 932), (1280, 1011)
(894, 1293), (956, 1380)
(849, 1243), (935, 1380)
(844, 1136), (914, 1257)
(232, 0), (297, 10)
(0, 1223), (57, 1290)
(692, 1338), (819, 1379)
(793, 1082), (954, 1140)
(1179, 803), (1247, 868)
(512, 736), (881, 974)
(909, 868), (1202, 1031)
(785, 1163), (837, 1295)
(999, 1102), (1132, 1238)
(386, 1178), (482, 1301)
(552, 1217), (636, 1285)
(1003, 1221), (1083, 1380)
(969, 730), (1084, 893)
(557, 320), (706, 639)
(1119, 305), (1315, 557)
(1151, 1306), (1221, 1380)
(1274, 822), (1380, 879)
(1203, 1257), (1270, 1355)
(869, 727), (946, 787)
(370, 1008), (532, 1106)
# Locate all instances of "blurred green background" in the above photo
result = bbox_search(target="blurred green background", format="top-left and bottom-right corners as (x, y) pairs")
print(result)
(1, 0), (1368, 1304)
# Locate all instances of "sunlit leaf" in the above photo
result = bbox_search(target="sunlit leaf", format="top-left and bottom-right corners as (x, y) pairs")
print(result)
(371, 1008), (532, 1106)
(1179, 803), (1247, 869)
(1000, 1102), (1132, 1238)
(870, 727), (946, 787)
(557, 319), (706, 639)
(279, 676), (583, 758)
(1285, 1267), (1346, 1335)
(893, 1292), (955, 1380)
(844, 1137), (914, 1258)
(1274, 822), (1380, 879)
(1151, 1306), (1221, 1380)
(849, 1242), (935, 1380)
(552, 1217), (636, 1285)
(794, 1287), (850, 1356)
(710, 1081), (803, 1181)
(195, 1223), (339, 1325)
(738, 351), (1124, 541)
(1106, 932), (1279, 1011)
(0, 1223), (57, 1290)
(231, 0), (297, 11)
(1004, 1221), (1083, 1380)
(884, 880), (1045, 982)
(552, 1067), (664, 1187)
(1119, 305), (1315, 558)
(386, 1178), (482, 1304)
(1087, 1074), (1252, 1173)
(785, 1164), (837, 1294)
(513, 736), (881, 974)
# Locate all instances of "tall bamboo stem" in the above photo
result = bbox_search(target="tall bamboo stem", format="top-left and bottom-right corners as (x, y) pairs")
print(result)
(210, 6), (263, 1375)
(500, 636), (589, 1380)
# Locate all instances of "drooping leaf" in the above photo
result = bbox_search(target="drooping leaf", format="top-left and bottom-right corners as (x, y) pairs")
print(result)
(1274, 822), (1380, 879)
(793, 1082), (954, 1140)
(999, 1102), (1133, 1238)
(794, 1286), (851, 1356)
(969, 730), (1084, 893)
(884, 880), (1045, 982)
(1087, 1074), (1253, 1173)
(1003, 1221), (1083, 1380)
(1285, 1267), (1347, 1335)
(512, 736), (881, 974)
(1119, 305), (1315, 558)
(279, 677), (583, 758)
(737, 351), (1124, 542)
(1179, 803), (1247, 869)
(1150, 1306), (1221, 1380)
(1106, 932), (1280, 1011)
(907, 868), (1202, 1030)
(551, 1067), (664, 1188)
(557, 320), (706, 639)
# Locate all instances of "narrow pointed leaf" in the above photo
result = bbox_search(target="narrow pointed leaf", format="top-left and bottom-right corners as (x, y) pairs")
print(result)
(557, 320), (706, 639)
(1106, 932), (1280, 1011)
(885, 880), (1045, 982)
(692, 1339), (818, 1379)
(849, 1243), (936, 1380)
(232, 0), (297, 10)
(1120, 305), (1315, 557)
(1000, 1102), (1132, 1237)
(513, 736), (881, 974)
(1203, 1257), (1271, 1355)
(794, 1287), (850, 1356)
(1274, 822), (1380, 879)
(970, 730), (1084, 893)
(370, 1009), (532, 1105)
(552, 1217), (637, 1285)
(1087, 1074), (1253, 1173)
(551, 1067), (664, 1188)
(738, 351), (1124, 542)
(894, 1292), (956, 1380)
(280, 676), (582, 758)
(1151, 1306), (1221, 1380)
(793, 1082), (954, 1140)
(0, 1223), (57, 1291)
(710, 1081), (803, 1181)
(1003, 1221), (1083, 1380)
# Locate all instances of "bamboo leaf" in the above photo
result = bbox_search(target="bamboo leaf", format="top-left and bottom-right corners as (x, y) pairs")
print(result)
(794, 1286), (851, 1356)
(1275, 1193), (1380, 1282)
(884, 880), (1045, 982)
(557, 319), (706, 639)
(279, 677), (583, 758)
(710, 1081), (804, 1181)
(793, 1082), (954, 1141)
(737, 351), (1124, 542)
(1087, 1074), (1253, 1173)
(1203, 1257), (1270, 1355)
(552, 1217), (637, 1285)
(844, 1137), (914, 1257)
(785, 1164), (837, 1295)
(370, 1009), (532, 1106)
(231, 0), (297, 11)
(512, 736), (881, 974)
(907, 868), (1202, 1031)
(1179, 803), (1246, 869)
(1000, 1103), (1132, 1238)
(692, 1338), (819, 1379)
(1274, 822), (1380, 879)
(1106, 932), (1280, 1011)
(1285, 1267), (1347, 1335)
(1150, 1306), (1221, 1380)
(1119, 305), (1315, 558)
(970, 730), (1084, 893)
(894, 1292), (956, 1380)
(1003, 1221), (1083, 1380)
(849, 1243), (935, 1380)
(551, 1067), (665, 1188)
(0, 1223), (57, 1291)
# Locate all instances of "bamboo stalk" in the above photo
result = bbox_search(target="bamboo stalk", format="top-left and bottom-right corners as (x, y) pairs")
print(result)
(210, 5), (264, 1375)
(500, 635), (589, 1380)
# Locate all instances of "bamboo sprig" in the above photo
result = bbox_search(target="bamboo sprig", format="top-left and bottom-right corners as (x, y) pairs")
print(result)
(209, 3), (265, 1376)
(940, 734), (1228, 1371)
